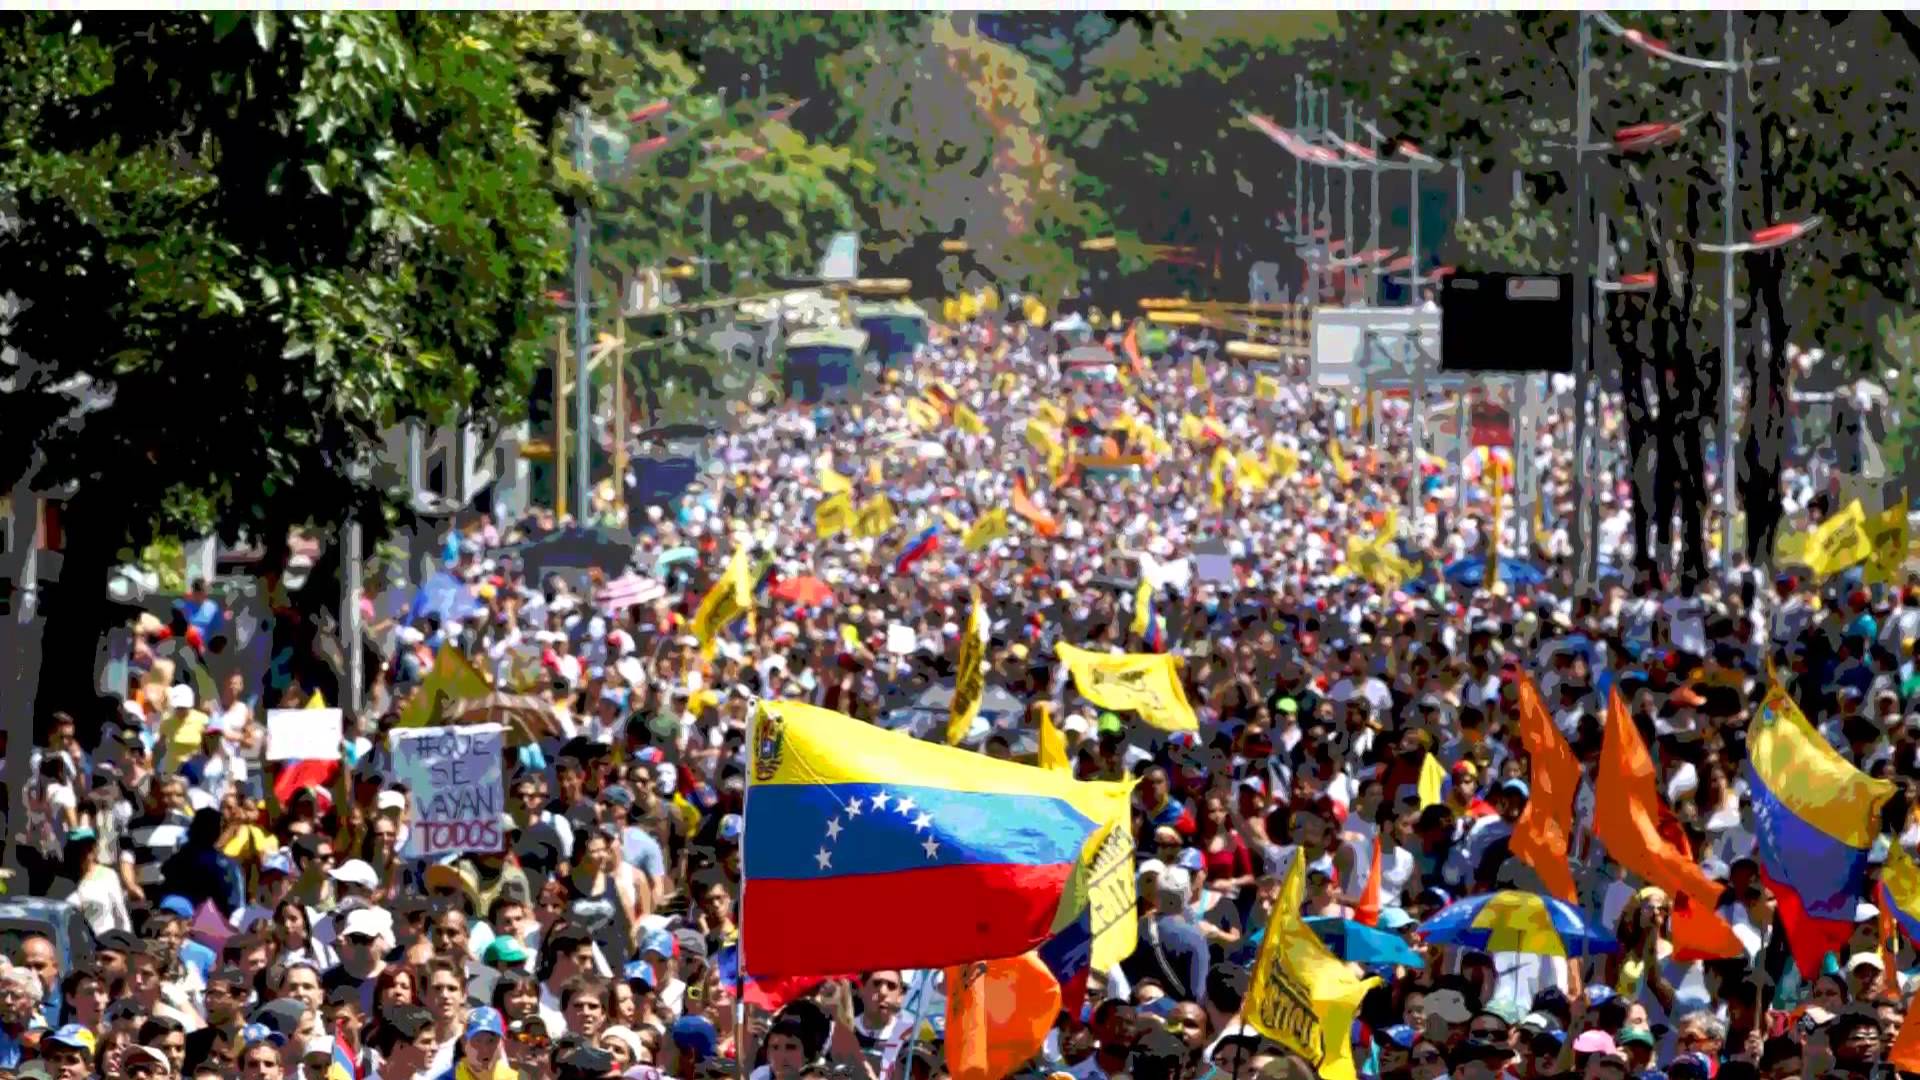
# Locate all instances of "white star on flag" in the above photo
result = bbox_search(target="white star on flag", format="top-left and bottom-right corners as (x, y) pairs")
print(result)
(922, 836), (940, 859)
(825, 818), (843, 841)
(911, 812), (932, 832)
(871, 790), (892, 811)
(816, 848), (833, 870)
(846, 797), (863, 817)
(895, 796), (916, 816)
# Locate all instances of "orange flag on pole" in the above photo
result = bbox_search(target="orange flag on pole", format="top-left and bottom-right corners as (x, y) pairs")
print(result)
(1892, 992), (1920, 1073)
(946, 953), (1061, 1080)
(1354, 834), (1383, 927)
(1595, 689), (1743, 960)
(1510, 674), (1580, 903)
(1011, 471), (1060, 538)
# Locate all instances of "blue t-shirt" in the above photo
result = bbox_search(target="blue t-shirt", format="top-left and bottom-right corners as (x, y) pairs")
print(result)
(621, 826), (666, 880)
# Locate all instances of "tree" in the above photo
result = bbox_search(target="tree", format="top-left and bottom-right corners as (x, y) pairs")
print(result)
(0, 12), (588, 738)
(1318, 11), (1920, 585)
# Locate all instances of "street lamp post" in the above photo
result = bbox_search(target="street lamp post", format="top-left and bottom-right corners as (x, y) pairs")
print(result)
(571, 104), (593, 523)
(1570, 12), (1594, 590)
(1719, 9), (1737, 572)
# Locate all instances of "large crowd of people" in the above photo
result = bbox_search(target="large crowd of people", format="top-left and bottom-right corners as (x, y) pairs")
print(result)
(4, 298), (1909, 1080)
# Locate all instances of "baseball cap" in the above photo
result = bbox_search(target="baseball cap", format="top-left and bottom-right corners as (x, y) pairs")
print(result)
(671, 1015), (719, 1060)
(302, 1037), (338, 1062)
(155, 895), (194, 919)
(376, 790), (406, 813)
(241, 1023), (287, 1049)
(1617, 1027), (1654, 1049)
(1378, 1024), (1416, 1049)
(640, 927), (675, 959)
(673, 928), (709, 962)
(483, 938), (529, 967)
(167, 685), (195, 709)
(1846, 951), (1886, 972)
(1571, 1030), (1617, 1055)
(465, 1006), (506, 1040)
(719, 814), (744, 843)
(250, 999), (308, 1041)
(45, 1025), (96, 1056)
(122, 1045), (170, 1072)
(329, 859), (379, 890)
(1425, 989), (1472, 1025)
(1376, 907), (1416, 932)
(341, 907), (394, 942)
(261, 851), (294, 877)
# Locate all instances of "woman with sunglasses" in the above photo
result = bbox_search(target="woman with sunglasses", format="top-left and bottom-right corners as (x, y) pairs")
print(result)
(1408, 1037), (1448, 1080)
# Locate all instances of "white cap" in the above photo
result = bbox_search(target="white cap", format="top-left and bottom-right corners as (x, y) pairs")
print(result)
(399, 626), (426, 645)
(1856, 901), (1882, 923)
(1135, 858), (1167, 882)
(1061, 713), (1091, 737)
(1848, 951), (1887, 972)
(341, 906), (394, 942)
(376, 791), (406, 813)
(328, 859), (379, 890)
(303, 1037), (337, 1060)
(167, 684), (196, 710)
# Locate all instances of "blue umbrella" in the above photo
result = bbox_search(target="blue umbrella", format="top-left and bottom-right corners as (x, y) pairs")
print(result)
(1304, 917), (1426, 970)
(1441, 555), (1548, 589)
(408, 572), (482, 624)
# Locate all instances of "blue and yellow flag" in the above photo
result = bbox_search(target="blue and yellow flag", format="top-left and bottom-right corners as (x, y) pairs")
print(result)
(742, 701), (1130, 976)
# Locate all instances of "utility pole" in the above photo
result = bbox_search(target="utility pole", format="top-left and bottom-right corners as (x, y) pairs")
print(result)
(1569, 12), (1594, 591)
(1367, 122), (1382, 306)
(572, 105), (593, 524)
(1406, 159), (1425, 518)
(555, 317), (569, 520)
(614, 295), (628, 519)
(1293, 74), (1304, 239)
(1719, 9), (1738, 574)
(1343, 102), (1356, 306)
(342, 516), (362, 718)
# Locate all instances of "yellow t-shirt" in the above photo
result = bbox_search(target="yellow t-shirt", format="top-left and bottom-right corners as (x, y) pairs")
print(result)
(159, 709), (209, 773)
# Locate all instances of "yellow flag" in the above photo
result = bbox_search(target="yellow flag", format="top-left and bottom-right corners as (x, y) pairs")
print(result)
(1254, 373), (1282, 401)
(1190, 356), (1206, 392)
(1085, 814), (1138, 973)
(397, 646), (492, 728)
(1179, 414), (1204, 443)
(1131, 577), (1153, 637)
(306, 689), (327, 710)
(1037, 706), (1070, 774)
(1209, 446), (1233, 510)
(994, 371), (1017, 395)
(946, 592), (988, 744)
(867, 458), (884, 487)
(1054, 642), (1198, 732)
(954, 403), (988, 436)
(1242, 845), (1379, 1080)
(817, 460), (851, 495)
(1328, 439), (1353, 485)
(907, 398), (942, 431)
(1417, 752), (1448, 810)
(689, 548), (755, 658)
(1237, 450), (1271, 492)
(814, 492), (855, 539)
(942, 297), (963, 325)
(854, 495), (896, 539)
(1268, 443), (1300, 480)
(1026, 419), (1063, 460)
(962, 508), (1012, 552)
(1867, 498), (1909, 585)
(1035, 401), (1068, 429)
(1805, 500), (1874, 579)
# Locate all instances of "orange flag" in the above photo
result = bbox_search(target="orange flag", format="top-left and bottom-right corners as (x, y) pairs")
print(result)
(946, 953), (1061, 1080)
(1595, 689), (1743, 960)
(1892, 992), (1920, 1073)
(1011, 472), (1060, 538)
(1354, 833), (1383, 927)
(1121, 322), (1149, 382)
(1510, 674), (1580, 903)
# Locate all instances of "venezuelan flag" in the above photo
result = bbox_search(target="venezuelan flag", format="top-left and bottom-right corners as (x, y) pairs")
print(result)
(1879, 840), (1920, 948)
(328, 1023), (358, 1080)
(894, 525), (941, 575)
(1747, 680), (1894, 976)
(741, 701), (1131, 976)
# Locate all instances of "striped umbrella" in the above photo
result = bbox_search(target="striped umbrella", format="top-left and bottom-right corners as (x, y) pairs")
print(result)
(1417, 891), (1619, 957)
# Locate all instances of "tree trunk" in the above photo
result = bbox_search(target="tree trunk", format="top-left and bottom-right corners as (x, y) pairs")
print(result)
(1610, 298), (1658, 579)
(32, 491), (133, 749)
(1741, 108), (1790, 570)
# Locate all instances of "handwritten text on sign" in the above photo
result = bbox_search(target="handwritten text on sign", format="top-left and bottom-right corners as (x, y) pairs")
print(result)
(390, 723), (505, 858)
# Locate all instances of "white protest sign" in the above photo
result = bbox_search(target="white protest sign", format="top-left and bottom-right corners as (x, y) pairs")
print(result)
(389, 724), (505, 858)
(266, 709), (343, 762)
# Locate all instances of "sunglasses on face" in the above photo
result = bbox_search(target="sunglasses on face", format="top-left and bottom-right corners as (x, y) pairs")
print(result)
(1412, 1051), (1442, 1065)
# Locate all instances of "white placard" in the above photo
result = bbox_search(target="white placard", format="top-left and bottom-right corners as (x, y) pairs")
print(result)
(266, 709), (343, 762)
(886, 624), (918, 656)
(389, 724), (505, 859)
